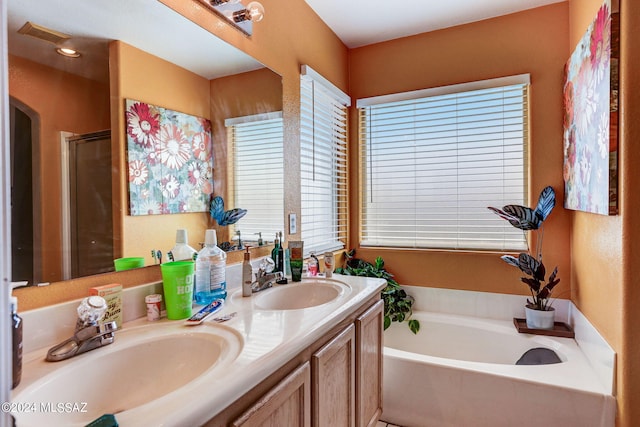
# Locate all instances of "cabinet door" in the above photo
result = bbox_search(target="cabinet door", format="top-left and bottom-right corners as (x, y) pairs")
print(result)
(312, 324), (355, 427)
(232, 362), (311, 427)
(356, 299), (384, 427)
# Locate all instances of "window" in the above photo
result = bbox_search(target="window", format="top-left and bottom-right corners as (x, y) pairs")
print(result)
(358, 75), (530, 251)
(300, 65), (350, 255)
(227, 112), (284, 240)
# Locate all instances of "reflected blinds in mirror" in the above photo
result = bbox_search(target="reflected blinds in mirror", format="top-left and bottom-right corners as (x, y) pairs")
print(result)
(358, 75), (530, 251)
(300, 66), (350, 255)
(227, 113), (284, 240)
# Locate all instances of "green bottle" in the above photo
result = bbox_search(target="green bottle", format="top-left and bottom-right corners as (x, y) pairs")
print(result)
(271, 232), (284, 272)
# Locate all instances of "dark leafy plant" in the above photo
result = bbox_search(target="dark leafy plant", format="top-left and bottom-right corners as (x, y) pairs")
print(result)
(488, 186), (560, 311)
(336, 249), (420, 334)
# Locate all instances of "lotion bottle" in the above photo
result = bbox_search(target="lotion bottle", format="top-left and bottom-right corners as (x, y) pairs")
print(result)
(242, 247), (253, 297)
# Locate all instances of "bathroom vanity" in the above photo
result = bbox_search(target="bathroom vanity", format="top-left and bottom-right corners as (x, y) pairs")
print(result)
(11, 274), (386, 427)
(221, 297), (383, 427)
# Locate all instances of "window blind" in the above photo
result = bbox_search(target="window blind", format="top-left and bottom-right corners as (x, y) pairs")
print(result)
(358, 75), (529, 251)
(227, 113), (284, 240)
(300, 65), (350, 255)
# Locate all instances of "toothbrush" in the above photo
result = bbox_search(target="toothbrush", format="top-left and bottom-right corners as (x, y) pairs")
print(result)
(168, 251), (174, 262)
(151, 250), (157, 264)
(157, 250), (162, 264)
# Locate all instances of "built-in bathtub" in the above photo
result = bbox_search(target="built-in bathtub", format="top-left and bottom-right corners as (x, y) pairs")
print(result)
(382, 308), (616, 427)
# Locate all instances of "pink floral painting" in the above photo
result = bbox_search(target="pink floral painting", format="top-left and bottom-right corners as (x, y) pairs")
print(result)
(125, 99), (213, 215)
(563, 0), (618, 215)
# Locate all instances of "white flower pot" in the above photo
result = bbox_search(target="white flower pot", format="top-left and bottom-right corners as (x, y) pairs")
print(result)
(525, 306), (555, 330)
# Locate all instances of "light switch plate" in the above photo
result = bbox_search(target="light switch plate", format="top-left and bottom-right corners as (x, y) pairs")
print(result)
(289, 213), (297, 234)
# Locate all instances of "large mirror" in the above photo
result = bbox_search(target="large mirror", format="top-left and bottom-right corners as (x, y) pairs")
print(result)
(8, 0), (283, 288)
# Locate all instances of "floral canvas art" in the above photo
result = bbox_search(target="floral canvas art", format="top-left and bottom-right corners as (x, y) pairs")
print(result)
(563, 0), (619, 215)
(125, 99), (213, 215)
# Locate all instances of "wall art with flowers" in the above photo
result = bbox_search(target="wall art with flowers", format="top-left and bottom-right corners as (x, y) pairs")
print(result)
(125, 99), (213, 216)
(562, 0), (619, 215)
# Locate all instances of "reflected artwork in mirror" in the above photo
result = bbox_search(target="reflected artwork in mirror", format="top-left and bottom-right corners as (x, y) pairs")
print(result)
(125, 99), (214, 215)
(7, 0), (283, 291)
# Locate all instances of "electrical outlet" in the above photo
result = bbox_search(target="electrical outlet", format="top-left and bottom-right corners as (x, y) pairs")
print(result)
(289, 213), (297, 234)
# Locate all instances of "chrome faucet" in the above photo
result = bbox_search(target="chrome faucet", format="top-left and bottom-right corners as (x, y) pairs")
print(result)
(46, 321), (117, 362)
(46, 296), (117, 362)
(252, 270), (284, 293)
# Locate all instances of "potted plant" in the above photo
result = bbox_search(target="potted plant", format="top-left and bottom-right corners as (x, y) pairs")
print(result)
(336, 250), (420, 334)
(488, 186), (560, 329)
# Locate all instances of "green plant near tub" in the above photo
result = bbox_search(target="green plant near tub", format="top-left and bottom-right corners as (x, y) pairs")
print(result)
(488, 186), (560, 315)
(336, 249), (420, 334)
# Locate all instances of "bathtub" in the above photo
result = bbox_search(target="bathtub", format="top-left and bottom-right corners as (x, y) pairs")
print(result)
(382, 311), (616, 427)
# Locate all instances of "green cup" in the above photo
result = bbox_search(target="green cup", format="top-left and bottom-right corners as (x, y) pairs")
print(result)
(114, 257), (145, 271)
(160, 261), (195, 320)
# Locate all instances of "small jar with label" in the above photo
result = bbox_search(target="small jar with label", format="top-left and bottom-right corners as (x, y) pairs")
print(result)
(145, 294), (162, 321)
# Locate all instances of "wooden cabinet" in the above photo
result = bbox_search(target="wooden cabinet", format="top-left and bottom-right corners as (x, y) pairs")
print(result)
(209, 297), (383, 427)
(231, 362), (311, 427)
(312, 324), (355, 427)
(355, 299), (384, 427)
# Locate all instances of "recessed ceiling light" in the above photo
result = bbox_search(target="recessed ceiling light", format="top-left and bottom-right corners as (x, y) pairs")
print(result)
(56, 47), (80, 58)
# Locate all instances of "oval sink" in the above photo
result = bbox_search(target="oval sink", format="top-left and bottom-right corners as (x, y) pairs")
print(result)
(12, 322), (243, 426)
(253, 279), (350, 310)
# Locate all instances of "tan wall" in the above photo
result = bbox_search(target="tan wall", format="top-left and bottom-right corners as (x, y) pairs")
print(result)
(569, 0), (640, 425)
(110, 41), (211, 261)
(347, 3), (571, 298)
(159, 0), (350, 246)
(8, 55), (110, 282)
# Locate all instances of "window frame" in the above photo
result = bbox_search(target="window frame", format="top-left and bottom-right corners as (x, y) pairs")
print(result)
(226, 112), (285, 242)
(300, 65), (350, 256)
(357, 74), (531, 252)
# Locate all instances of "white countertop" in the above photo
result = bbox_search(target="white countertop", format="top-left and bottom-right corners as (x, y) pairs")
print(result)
(11, 274), (386, 426)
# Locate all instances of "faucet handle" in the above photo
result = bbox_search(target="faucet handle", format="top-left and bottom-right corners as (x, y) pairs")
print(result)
(74, 321), (117, 341)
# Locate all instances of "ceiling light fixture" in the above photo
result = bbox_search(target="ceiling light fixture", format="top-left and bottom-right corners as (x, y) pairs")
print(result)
(56, 47), (80, 58)
(227, 1), (265, 23)
(199, 0), (264, 35)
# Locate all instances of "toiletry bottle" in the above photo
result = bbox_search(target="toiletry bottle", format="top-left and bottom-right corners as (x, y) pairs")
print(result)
(324, 252), (335, 278)
(271, 233), (283, 272)
(278, 231), (285, 270)
(242, 247), (253, 297)
(11, 296), (22, 389)
(195, 229), (227, 304)
(170, 229), (197, 261)
(308, 251), (319, 276)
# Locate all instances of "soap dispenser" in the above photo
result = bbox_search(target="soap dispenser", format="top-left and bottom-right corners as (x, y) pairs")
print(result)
(11, 296), (22, 389)
(242, 247), (253, 297)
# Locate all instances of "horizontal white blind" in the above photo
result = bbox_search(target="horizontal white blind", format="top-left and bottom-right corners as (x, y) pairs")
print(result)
(360, 79), (529, 251)
(300, 67), (349, 255)
(229, 114), (284, 239)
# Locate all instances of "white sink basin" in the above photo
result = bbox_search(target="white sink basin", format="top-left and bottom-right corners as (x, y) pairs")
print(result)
(253, 279), (350, 310)
(12, 322), (243, 426)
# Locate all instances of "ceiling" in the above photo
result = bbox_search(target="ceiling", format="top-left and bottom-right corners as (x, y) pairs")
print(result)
(8, 0), (568, 84)
(7, 0), (263, 83)
(304, 0), (567, 48)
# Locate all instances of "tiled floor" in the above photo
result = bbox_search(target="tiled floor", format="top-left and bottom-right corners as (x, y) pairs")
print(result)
(377, 421), (403, 427)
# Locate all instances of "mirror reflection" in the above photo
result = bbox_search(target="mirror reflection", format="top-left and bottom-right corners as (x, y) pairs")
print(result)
(8, 0), (283, 287)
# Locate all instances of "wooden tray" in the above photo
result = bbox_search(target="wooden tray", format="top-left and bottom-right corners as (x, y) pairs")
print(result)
(513, 318), (575, 338)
